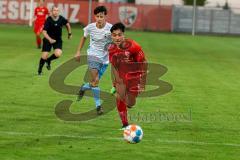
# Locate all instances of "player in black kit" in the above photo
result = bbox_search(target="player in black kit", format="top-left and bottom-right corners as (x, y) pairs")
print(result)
(37, 5), (72, 75)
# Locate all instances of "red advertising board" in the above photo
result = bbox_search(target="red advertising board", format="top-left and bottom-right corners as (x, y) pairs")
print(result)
(0, 0), (172, 31)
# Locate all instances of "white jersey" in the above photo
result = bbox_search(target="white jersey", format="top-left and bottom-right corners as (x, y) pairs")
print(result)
(83, 22), (112, 64)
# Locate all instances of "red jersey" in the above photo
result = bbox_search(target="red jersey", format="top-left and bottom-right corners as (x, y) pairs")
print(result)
(34, 6), (49, 25)
(109, 39), (147, 94)
(109, 39), (145, 66)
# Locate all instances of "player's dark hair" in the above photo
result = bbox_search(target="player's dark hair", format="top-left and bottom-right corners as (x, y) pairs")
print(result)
(94, 6), (107, 15)
(110, 22), (125, 33)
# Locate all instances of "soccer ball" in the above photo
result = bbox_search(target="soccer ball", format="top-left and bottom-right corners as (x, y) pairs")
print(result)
(123, 124), (143, 143)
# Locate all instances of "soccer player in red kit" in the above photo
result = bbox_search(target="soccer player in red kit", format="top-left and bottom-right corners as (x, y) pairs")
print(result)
(33, 0), (49, 49)
(108, 23), (147, 129)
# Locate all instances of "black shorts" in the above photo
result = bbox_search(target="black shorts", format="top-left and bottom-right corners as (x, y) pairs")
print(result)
(42, 38), (63, 52)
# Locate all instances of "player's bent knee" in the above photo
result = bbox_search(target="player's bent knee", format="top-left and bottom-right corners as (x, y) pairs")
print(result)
(41, 53), (48, 60)
(54, 49), (62, 57)
(90, 82), (98, 87)
(91, 78), (99, 86)
(41, 56), (48, 60)
(127, 105), (134, 109)
(91, 80), (99, 87)
(54, 52), (62, 57)
(126, 96), (136, 107)
(94, 79), (99, 85)
(116, 93), (126, 102)
(127, 101), (135, 108)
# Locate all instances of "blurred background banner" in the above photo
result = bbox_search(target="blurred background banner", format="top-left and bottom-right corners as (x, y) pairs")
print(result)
(1, 0), (240, 34)
(0, 0), (172, 31)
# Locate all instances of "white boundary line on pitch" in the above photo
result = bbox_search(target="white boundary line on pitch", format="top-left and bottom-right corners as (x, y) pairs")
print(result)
(0, 131), (240, 148)
(0, 131), (122, 141)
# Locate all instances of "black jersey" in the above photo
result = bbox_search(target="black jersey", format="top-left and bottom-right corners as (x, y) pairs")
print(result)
(43, 15), (68, 40)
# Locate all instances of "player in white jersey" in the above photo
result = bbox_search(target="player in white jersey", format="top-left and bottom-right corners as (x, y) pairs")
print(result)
(75, 6), (112, 115)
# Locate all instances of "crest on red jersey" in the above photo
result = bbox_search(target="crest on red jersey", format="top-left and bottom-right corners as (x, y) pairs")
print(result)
(119, 6), (138, 27)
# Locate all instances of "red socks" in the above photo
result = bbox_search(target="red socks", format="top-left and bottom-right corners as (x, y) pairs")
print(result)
(36, 35), (41, 47)
(116, 98), (128, 126)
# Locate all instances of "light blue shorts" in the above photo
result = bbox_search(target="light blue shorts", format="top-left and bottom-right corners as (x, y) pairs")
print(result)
(88, 60), (108, 79)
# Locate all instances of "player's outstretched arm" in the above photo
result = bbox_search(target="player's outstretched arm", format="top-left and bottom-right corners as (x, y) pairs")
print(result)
(75, 37), (87, 62)
(66, 23), (72, 39)
(42, 30), (56, 44)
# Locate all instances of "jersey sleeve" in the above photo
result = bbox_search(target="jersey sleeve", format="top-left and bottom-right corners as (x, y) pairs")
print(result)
(45, 8), (49, 15)
(83, 25), (90, 37)
(43, 18), (50, 31)
(136, 49), (145, 62)
(34, 8), (37, 16)
(131, 41), (146, 62)
(108, 44), (116, 63)
(61, 16), (68, 26)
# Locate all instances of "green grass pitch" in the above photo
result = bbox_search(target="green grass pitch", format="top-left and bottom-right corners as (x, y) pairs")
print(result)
(0, 24), (240, 160)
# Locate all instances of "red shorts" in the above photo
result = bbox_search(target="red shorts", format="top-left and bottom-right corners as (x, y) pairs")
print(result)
(34, 22), (44, 34)
(114, 62), (147, 96)
(123, 72), (146, 96)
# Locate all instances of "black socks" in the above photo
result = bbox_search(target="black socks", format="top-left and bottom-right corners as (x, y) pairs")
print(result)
(47, 54), (58, 63)
(38, 58), (46, 74)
